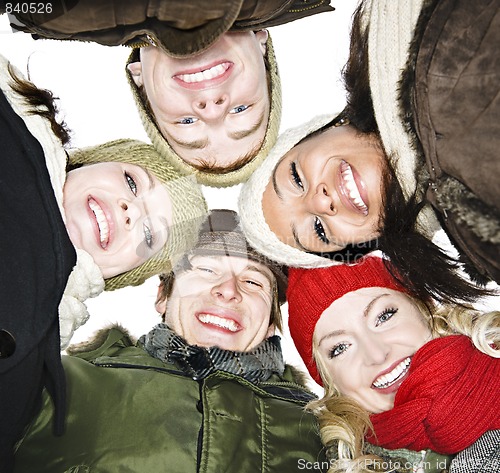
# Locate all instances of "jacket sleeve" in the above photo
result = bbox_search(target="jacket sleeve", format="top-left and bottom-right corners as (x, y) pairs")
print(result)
(6, 0), (333, 56)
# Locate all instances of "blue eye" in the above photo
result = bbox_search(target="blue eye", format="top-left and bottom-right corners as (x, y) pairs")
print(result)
(290, 162), (304, 190)
(314, 217), (330, 244)
(143, 222), (153, 248)
(376, 308), (397, 326)
(230, 105), (249, 114)
(328, 343), (350, 359)
(125, 172), (137, 196)
(179, 117), (198, 125)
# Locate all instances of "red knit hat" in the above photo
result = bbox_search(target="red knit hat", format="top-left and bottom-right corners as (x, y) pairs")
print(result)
(287, 257), (407, 385)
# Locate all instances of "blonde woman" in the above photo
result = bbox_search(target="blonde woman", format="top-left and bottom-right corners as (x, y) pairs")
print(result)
(287, 257), (499, 473)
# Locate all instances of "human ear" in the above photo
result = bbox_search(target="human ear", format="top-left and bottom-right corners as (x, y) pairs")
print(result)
(127, 62), (144, 87)
(265, 323), (275, 339)
(255, 29), (269, 56)
(155, 283), (167, 316)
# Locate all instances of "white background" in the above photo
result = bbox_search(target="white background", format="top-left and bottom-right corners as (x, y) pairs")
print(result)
(1, 2), (497, 395)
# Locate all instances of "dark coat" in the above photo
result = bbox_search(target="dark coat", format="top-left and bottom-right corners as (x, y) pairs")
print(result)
(406, 0), (500, 283)
(5, 0), (334, 57)
(0, 89), (76, 472)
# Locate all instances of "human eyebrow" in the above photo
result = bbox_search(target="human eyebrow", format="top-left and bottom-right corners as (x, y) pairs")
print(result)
(168, 135), (209, 150)
(271, 160), (284, 200)
(228, 111), (265, 140)
(318, 329), (346, 347)
(142, 168), (155, 191)
(363, 294), (390, 318)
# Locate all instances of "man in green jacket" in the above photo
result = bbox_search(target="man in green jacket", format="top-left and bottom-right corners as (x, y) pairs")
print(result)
(13, 210), (327, 473)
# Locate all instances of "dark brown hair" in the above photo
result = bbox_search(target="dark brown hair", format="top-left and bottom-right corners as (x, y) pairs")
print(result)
(321, 2), (491, 304)
(8, 63), (71, 146)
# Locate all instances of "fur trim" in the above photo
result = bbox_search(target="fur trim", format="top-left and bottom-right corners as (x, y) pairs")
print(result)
(66, 324), (135, 356)
(287, 365), (315, 389)
(435, 177), (500, 245)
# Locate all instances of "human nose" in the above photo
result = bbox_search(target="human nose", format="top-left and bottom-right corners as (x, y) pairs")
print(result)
(362, 335), (389, 366)
(306, 183), (337, 216)
(119, 198), (142, 229)
(193, 92), (229, 121)
(211, 274), (242, 303)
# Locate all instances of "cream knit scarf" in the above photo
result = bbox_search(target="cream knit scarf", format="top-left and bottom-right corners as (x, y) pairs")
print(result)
(362, 0), (440, 237)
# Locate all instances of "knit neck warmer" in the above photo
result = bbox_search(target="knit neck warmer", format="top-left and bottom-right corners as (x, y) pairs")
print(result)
(366, 335), (500, 454)
(141, 324), (285, 383)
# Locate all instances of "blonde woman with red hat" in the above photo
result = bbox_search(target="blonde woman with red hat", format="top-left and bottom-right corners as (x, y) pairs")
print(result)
(287, 256), (499, 473)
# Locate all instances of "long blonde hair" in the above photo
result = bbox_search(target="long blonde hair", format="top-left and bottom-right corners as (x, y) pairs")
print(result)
(307, 298), (499, 473)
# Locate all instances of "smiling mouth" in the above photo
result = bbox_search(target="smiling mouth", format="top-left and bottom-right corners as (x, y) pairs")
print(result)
(175, 62), (231, 83)
(372, 357), (411, 389)
(198, 313), (240, 332)
(340, 161), (368, 215)
(88, 197), (110, 249)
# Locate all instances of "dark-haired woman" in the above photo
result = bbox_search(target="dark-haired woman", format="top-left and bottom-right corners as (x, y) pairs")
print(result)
(239, 0), (499, 305)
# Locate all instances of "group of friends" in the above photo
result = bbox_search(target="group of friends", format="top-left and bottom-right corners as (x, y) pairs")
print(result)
(1, 0), (499, 472)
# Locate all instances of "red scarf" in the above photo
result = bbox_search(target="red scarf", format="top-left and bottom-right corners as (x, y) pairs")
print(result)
(366, 335), (500, 454)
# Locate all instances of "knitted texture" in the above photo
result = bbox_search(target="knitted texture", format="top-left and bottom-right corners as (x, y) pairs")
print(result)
(141, 323), (285, 384)
(287, 256), (406, 385)
(367, 335), (500, 454)
(58, 249), (104, 349)
(239, 113), (343, 268)
(69, 139), (207, 290)
(126, 35), (282, 187)
(362, 0), (440, 237)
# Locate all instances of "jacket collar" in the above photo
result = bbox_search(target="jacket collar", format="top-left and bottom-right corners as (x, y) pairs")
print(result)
(141, 324), (285, 383)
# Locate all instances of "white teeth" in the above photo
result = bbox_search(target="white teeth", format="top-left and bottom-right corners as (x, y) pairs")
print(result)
(372, 357), (411, 389)
(88, 198), (109, 248)
(341, 163), (368, 215)
(198, 314), (239, 332)
(178, 63), (228, 83)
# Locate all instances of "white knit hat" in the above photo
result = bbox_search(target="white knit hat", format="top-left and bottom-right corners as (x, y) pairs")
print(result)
(238, 113), (345, 268)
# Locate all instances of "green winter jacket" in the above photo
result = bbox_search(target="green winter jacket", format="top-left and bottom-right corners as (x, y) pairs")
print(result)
(13, 327), (326, 472)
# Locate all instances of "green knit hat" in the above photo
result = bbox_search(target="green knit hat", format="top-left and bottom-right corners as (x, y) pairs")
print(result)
(68, 139), (208, 291)
(126, 33), (282, 187)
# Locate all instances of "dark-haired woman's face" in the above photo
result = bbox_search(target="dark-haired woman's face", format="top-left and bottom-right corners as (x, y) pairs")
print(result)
(262, 125), (386, 253)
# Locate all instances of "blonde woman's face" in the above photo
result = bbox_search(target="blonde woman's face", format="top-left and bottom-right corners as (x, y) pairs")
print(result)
(313, 287), (432, 413)
(63, 162), (172, 278)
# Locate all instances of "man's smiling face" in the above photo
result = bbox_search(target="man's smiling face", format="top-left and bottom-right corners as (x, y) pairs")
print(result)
(163, 254), (275, 352)
(128, 31), (270, 171)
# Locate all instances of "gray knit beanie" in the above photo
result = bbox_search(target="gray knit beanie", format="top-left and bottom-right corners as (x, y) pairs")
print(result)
(238, 113), (344, 268)
(126, 34), (281, 187)
(69, 139), (208, 290)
